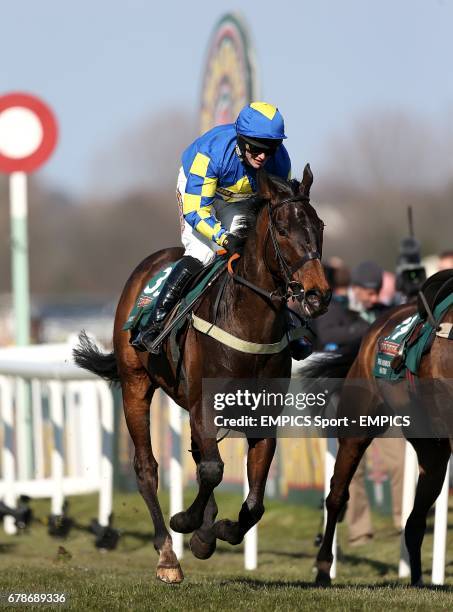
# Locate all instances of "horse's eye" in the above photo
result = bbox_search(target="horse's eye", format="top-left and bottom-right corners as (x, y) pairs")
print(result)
(277, 227), (289, 237)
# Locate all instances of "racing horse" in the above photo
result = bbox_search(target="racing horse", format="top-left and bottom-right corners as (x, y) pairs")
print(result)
(74, 166), (331, 583)
(308, 274), (453, 587)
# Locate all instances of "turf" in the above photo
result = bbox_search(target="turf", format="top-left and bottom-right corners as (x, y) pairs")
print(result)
(0, 490), (451, 611)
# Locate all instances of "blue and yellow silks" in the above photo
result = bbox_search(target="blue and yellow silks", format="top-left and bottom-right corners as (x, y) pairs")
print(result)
(181, 123), (291, 245)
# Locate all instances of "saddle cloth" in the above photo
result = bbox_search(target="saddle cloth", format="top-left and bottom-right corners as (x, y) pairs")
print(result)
(373, 293), (453, 381)
(123, 257), (226, 332)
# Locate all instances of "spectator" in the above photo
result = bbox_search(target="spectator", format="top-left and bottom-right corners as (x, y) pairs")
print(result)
(379, 271), (396, 306)
(349, 260), (388, 323)
(312, 258), (368, 355)
(345, 260), (405, 546)
(437, 250), (453, 271)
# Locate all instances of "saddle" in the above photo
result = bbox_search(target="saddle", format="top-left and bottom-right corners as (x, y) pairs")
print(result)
(374, 279), (453, 381)
(417, 269), (453, 319)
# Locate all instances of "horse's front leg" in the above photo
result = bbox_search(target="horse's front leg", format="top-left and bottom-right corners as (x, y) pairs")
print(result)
(214, 437), (276, 546)
(170, 405), (224, 534)
(315, 436), (371, 586)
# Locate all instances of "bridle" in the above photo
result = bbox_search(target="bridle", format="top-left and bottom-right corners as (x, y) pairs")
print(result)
(229, 193), (322, 305)
(265, 195), (321, 301)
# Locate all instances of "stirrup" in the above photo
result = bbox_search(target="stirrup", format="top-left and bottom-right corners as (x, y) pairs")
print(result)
(130, 324), (163, 353)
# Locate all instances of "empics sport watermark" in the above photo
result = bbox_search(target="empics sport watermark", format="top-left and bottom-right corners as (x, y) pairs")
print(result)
(201, 378), (453, 439)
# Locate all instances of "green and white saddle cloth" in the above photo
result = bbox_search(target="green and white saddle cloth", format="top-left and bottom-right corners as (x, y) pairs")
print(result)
(373, 293), (453, 381)
(123, 258), (226, 332)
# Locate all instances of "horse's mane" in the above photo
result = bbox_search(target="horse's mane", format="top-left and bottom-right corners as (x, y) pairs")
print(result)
(236, 175), (301, 240)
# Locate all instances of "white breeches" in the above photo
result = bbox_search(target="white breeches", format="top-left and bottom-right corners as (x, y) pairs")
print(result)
(176, 166), (255, 265)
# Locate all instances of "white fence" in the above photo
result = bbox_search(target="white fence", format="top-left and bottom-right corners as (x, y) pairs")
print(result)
(0, 343), (449, 581)
(0, 342), (113, 536)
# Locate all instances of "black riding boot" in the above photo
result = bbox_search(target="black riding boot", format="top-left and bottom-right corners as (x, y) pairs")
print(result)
(131, 256), (203, 353)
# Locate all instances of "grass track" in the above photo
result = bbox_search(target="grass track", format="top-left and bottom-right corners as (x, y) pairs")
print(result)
(0, 490), (451, 610)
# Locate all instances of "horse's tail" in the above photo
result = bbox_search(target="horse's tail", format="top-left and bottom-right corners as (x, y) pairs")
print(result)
(296, 350), (358, 399)
(298, 350), (357, 380)
(73, 331), (120, 384)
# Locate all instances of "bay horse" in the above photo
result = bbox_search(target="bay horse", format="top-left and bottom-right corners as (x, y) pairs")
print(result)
(74, 166), (331, 583)
(307, 287), (453, 587)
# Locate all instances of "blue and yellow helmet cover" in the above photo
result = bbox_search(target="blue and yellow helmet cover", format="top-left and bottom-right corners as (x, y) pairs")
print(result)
(235, 102), (287, 140)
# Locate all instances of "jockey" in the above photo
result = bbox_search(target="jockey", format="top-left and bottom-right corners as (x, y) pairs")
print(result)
(132, 102), (298, 353)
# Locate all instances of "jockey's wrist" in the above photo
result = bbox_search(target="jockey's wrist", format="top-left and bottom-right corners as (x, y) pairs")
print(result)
(221, 233), (245, 255)
(217, 232), (228, 247)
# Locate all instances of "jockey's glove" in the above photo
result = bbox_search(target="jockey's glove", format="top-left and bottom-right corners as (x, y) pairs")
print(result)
(221, 233), (245, 255)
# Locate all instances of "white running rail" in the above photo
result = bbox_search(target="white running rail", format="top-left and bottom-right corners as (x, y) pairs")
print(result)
(0, 342), (114, 535)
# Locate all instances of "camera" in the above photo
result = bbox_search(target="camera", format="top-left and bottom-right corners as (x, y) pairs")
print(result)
(395, 229), (426, 298)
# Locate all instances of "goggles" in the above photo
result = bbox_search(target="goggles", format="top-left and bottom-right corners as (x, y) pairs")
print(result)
(239, 136), (283, 157)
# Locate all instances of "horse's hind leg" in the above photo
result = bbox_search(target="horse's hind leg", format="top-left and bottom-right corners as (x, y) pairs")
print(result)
(214, 437), (276, 546)
(315, 436), (371, 586)
(123, 378), (183, 584)
(189, 437), (219, 560)
(404, 438), (451, 586)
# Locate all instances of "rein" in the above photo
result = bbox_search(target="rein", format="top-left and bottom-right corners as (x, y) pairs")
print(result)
(229, 194), (321, 305)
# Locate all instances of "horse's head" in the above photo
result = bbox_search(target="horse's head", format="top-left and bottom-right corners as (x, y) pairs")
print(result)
(257, 165), (331, 317)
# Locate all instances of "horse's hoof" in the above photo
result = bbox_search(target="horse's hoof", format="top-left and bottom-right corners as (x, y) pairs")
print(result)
(315, 569), (331, 587)
(156, 563), (184, 584)
(170, 511), (202, 534)
(411, 578), (424, 588)
(189, 530), (216, 560)
(214, 519), (243, 545)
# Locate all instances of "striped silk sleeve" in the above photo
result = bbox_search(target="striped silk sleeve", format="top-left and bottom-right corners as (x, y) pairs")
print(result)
(182, 152), (226, 245)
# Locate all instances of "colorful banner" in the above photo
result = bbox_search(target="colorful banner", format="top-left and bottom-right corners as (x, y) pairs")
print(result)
(200, 13), (259, 133)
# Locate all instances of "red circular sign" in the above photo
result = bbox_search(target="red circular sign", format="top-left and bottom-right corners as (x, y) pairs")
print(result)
(0, 92), (58, 174)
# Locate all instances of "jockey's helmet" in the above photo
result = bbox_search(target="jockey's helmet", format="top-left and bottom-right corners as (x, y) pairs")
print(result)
(235, 102), (287, 148)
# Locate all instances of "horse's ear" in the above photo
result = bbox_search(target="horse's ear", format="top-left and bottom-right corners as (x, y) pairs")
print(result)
(257, 169), (279, 201)
(299, 163), (313, 198)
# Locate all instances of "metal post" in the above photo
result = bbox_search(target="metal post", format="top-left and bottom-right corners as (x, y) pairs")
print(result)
(14, 376), (32, 479)
(9, 171), (30, 345)
(65, 382), (78, 477)
(31, 378), (45, 479)
(78, 382), (101, 483)
(97, 382), (114, 527)
(324, 437), (337, 578)
(49, 381), (64, 516)
(0, 376), (17, 534)
(244, 453), (258, 570)
(431, 459), (450, 585)
(169, 398), (183, 559)
(399, 442), (418, 578)
(10, 172), (32, 478)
